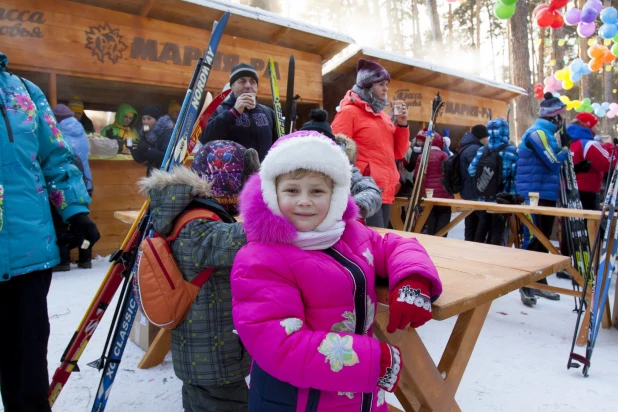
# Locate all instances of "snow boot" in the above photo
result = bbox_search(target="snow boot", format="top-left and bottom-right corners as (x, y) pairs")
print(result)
(53, 263), (71, 272)
(533, 289), (561, 301)
(78, 261), (92, 269)
(556, 270), (572, 280)
(519, 288), (537, 307)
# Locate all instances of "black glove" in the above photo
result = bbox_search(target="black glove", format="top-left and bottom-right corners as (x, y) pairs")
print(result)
(68, 213), (100, 248)
(560, 132), (572, 148)
(574, 160), (592, 174)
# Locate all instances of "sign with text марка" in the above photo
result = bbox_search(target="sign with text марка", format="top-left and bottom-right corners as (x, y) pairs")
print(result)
(0, 0), (324, 103)
(389, 80), (508, 127)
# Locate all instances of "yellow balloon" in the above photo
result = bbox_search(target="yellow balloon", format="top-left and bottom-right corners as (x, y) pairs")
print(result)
(560, 96), (571, 104)
(554, 69), (567, 81)
(571, 100), (582, 109)
(563, 78), (574, 90)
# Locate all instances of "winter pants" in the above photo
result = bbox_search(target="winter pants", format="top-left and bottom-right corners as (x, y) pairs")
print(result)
(464, 211), (480, 241)
(182, 381), (249, 412)
(366, 204), (392, 229)
(525, 199), (557, 287)
(423, 206), (452, 237)
(475, 211), (507, 246)
(0, 270), (52, 412)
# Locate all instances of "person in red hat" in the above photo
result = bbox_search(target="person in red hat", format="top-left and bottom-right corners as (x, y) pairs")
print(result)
(567, 112), (615, 211)
(413, 129), (453, 235)
(332, 58), (410, 228)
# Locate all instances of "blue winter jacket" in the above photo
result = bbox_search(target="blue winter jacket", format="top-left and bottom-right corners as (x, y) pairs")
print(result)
(459, 132), (483, 200)
(0, 52), (91, 281)
(58, 117), (93, 191)
(516, 118), (569, 202)
(468, 118), (518, 200)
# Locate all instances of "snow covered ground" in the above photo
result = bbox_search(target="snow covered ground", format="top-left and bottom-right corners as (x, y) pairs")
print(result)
(2, 220), (617, 411)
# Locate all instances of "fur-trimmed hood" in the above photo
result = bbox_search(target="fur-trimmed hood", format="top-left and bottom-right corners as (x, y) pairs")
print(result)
(334, 133), (358, 164)
(137, 166), (212, 235)
(239, 174), (359, 245)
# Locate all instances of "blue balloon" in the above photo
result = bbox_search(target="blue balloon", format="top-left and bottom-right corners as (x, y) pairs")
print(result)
(600, 7), (618, 24)
(592, 102), (601, 109)
(595, 107), (607, 117)
(570, 58), (584, 72)
(570, 72), (583, 82)
(602, 102), (611, 110)
(599, 23), (618, 39)
(582, 65), (593, 75)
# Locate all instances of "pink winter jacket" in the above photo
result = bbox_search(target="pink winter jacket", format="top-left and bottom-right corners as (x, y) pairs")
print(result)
(231, 174), (441, 412)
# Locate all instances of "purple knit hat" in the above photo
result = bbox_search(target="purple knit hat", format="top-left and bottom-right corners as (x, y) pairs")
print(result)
(191, 140), (258, 214)
(355, 58), (391, 89)
(52, 104), (74, 123)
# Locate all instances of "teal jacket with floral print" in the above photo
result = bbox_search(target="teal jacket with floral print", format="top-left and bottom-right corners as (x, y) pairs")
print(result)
(0, 52), (91, 281)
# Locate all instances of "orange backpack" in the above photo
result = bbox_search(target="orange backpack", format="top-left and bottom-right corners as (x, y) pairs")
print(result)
(133, 209), (221, 330)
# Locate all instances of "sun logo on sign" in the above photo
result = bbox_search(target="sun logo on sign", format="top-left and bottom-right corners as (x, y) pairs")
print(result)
(85, 24), (127, 64)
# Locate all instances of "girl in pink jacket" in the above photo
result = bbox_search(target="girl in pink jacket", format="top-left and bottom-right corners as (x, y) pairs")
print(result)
(231, 131), (442, 412)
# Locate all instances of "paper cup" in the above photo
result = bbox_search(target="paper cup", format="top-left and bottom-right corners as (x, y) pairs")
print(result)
(426, 189), (434, 199)
(392, 101), (405, 116)
(529, 192), (540, 207)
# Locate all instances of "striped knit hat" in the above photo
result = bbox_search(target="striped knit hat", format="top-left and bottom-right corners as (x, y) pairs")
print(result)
(539, 92), (566, 117)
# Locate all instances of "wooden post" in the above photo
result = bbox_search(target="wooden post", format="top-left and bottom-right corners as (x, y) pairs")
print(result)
(49, 72), (57, 106)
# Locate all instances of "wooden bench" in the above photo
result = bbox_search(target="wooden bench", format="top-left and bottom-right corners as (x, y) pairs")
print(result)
(392, 197), (617, 342)
(114, 210), (569, 411)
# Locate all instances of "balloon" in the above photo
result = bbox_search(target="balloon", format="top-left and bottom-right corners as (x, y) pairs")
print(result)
(565, 8), (581, 25)
(592, 103), (600, 110)
(446, 0), (458, 2)
(499, 0), (518, 5)
(543, 75), (562, 93)
(588, 0), (603, 13)
(595, 107), (607, 117)
(602, 102), (611, 110)
(576, 98), (594, 113)
(570, 71), (583, 82)
(536, 9), (555, 27)
(589, 57), (604, 71)
(600, 7), (618, 24)
(602, 50), (616, 63)
(599, 23), (618, 39)
(549, 0), (568, 9)
(494, 2), (516, 19)
(588, 44), (606, 59)
(607, 102), (618, 118)
(533, 4), (550, 18)
(578, 22), (597, 37)
(550, 14), (564, 29)
(582, 65), (593, 75)
(580, 5), (599, 24)
(570, 58), (584, 72)
(562, 78), (574, 90)
(612, 43), (618, 56)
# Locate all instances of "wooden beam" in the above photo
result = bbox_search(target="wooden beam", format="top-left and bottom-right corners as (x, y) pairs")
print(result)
(271, 27), (291, 45)
(417, 72), (442, 85)
(140, 0), (155, 17)
(318, 39), (338, 57)
(448, 78), (467, 89)
(49, 72), (57, 106)
(391, 66), (414, 81)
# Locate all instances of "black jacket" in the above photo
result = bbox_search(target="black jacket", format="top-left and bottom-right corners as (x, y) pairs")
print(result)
(131, 115), (174, 175)
(199, 93), (277, 161)
(458, 132), (483, 200)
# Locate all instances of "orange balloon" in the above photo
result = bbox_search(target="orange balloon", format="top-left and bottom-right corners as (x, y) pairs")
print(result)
(589, 58), (604, 72)
(588, 44), (606, 59)
(602, 51), (616, 64)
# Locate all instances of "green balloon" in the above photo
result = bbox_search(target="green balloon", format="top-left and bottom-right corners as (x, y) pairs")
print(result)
(613, 33), (618, 43)
(582, 98), (591, 105)
(499, 0), (518, 5)
(494, 3), (516, 20)
(612, 43), (618, 56)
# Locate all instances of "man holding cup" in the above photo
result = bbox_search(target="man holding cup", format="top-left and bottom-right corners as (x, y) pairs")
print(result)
(200, 63), (277, 161)
(516, 92), (570, 306)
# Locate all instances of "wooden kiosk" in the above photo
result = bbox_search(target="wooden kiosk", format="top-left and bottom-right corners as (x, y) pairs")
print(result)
(0, 0), (354, 255)
(323, 47), (526, 146)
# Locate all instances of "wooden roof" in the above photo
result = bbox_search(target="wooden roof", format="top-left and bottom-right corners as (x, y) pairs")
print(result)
(323, 47), (527, 102)
(69, 0), (354, 61)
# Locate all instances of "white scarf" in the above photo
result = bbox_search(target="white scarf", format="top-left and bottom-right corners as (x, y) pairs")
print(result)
(292, 220), (346, 251)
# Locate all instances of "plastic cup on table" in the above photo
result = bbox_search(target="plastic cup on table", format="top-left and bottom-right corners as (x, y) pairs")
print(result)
(529, 192), (540, 207)
(426, 189), (434, 199)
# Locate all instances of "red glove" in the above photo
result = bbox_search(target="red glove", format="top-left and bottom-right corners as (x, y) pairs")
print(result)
(377, 342), (403, 393)
(387, 275), (432, 333)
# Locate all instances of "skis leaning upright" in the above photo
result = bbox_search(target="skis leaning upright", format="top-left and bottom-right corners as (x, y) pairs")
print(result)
(48, 12), (231, 409)
(268, 57), (285, 139)
(403, 93), (445, 232)
(284, 55), (300, 134)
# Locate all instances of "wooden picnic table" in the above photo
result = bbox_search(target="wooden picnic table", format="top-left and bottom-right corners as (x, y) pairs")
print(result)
(114, 209), (569, 411)
(391, 197), (616, 340)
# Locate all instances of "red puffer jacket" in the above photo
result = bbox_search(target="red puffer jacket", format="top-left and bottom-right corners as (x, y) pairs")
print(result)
(413, 135), (451, 199)
(569, 127), (615, 193)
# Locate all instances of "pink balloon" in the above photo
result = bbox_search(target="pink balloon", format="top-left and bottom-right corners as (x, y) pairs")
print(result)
(578, 21), (597, 37)
(446, 0), (458, 2)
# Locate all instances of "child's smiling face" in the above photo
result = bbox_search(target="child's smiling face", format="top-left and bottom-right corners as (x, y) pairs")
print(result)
(276, 171), (333, 232)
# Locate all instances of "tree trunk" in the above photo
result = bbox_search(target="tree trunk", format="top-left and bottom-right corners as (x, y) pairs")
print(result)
(449, 4), (453, 45)
(530, 18), (536, 84)
(411, 0), (423, 54)
(537, 28), (545, 82)
(486, 3), (497, 80)
(508, 0), (535, 140)
(475, 0), (481, 49)
(551, 26), (565, 71)
(579, 0), (589, 99)
(426, 0), (443, 43)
